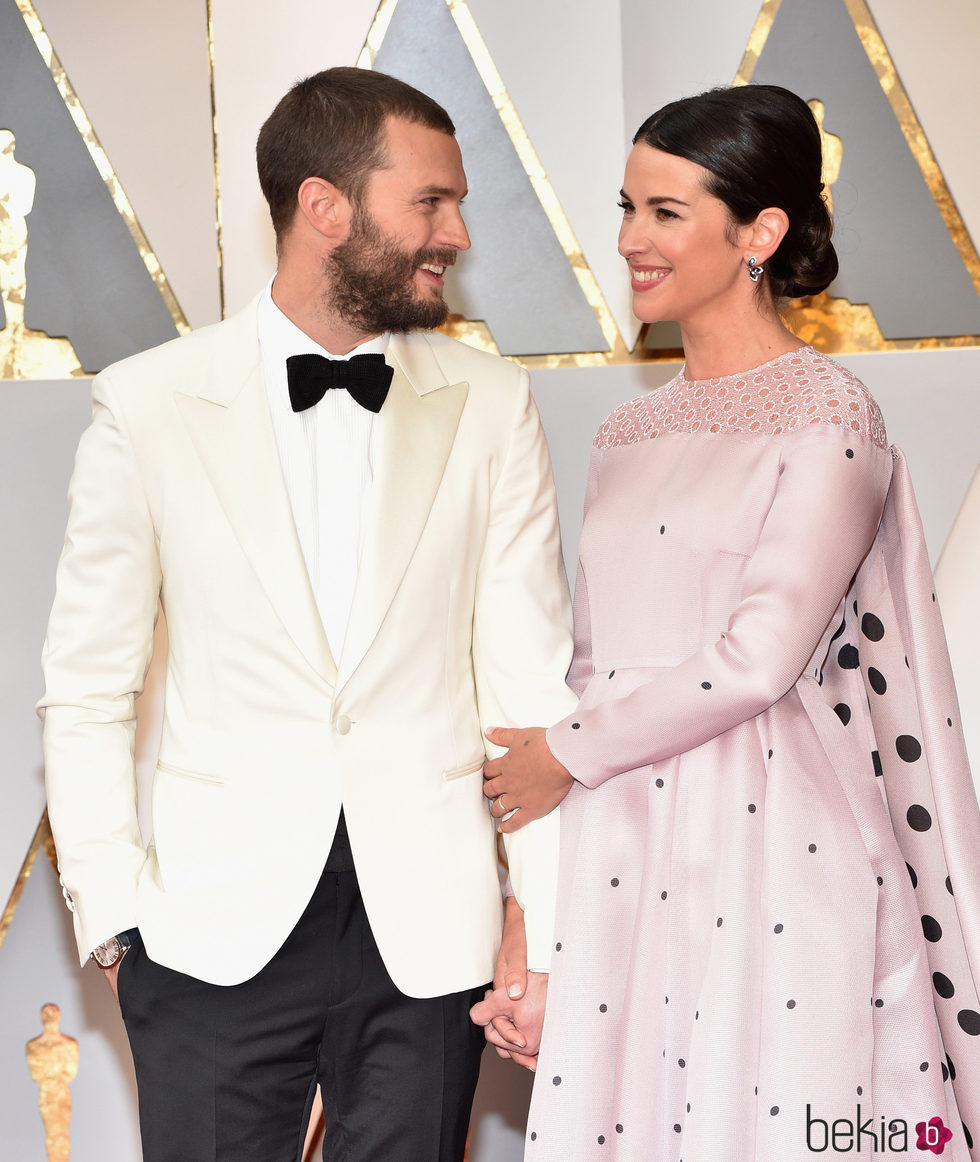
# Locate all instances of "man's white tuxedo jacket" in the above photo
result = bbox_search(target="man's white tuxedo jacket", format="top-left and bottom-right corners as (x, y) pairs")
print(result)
(39, 299), (575, 992)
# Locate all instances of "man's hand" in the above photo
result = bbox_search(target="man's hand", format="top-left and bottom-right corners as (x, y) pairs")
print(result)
(101, 958), (123, 1003)
(495, 894), (529, 1004)
(483, 726), (573, 833)
(470, 972), (548, 1070)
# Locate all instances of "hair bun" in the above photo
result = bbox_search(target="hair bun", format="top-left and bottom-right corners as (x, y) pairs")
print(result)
(770, 197), (839, 298)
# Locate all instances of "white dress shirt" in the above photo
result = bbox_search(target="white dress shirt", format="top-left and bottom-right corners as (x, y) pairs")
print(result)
(257, 281), (389, 662)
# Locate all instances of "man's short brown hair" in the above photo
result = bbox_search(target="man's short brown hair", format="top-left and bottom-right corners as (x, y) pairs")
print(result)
(256, 67), (456, 242)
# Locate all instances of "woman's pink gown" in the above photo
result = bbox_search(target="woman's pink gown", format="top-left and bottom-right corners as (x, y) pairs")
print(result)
(528, 347), (980, 1160)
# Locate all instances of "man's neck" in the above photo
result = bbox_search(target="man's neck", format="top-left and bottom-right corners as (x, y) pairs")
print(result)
(270, 270), (380, 357)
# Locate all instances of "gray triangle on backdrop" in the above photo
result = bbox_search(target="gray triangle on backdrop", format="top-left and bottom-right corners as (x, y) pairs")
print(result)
(753, 0), (980, 339)
(0, 0), (180, 373)
(373, 0), (608, 356)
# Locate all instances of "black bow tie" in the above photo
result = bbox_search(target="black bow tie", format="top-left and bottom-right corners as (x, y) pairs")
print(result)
(286, 353), (393, 415)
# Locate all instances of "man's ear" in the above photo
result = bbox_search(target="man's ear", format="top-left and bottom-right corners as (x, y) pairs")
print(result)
(295, 177), (353, 242)
(741, 206), (789, 265)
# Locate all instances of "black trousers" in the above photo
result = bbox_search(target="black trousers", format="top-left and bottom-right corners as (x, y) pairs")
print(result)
(118, 820), (488, 1161)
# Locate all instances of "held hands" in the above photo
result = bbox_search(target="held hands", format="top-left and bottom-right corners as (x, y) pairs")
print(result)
(483, 726), (573, 833)
(470, 896), (547, 1070)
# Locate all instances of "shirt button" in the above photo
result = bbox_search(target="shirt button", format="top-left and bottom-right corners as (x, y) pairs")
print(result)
(336, 715), (352, 735)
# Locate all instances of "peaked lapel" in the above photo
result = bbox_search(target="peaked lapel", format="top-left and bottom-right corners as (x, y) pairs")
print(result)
(336, 331), (468, 690)
(174, 302), (337, 688)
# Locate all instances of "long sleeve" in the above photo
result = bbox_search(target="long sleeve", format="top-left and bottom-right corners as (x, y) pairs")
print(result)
(548, 422), (892, 788)
(471, 367), (576, 969)
(38, 369), (160, 964)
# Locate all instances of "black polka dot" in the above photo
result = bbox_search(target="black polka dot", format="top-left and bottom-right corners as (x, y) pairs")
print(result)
(571, 722), (581, 730)
(787, 999), (796, 1009)
(616, 1125), (623, 1133)
(598, 1136), (605, 1145)
(610, 878), (620, 887)
(530, 1132), (537, 1141)
(774, 923), (784, 933)
(934, 972), (955, 999)
(906, 804), (932, 832)
(701, 681), (712, 689)
(876, 876), (883, 885)
(661, 891), (667, 900)
(748, 803), (757, 813)
(946, 716), (952, 726)
(861, 613), (885, 641)
(555, 942), (562, 951)
(932, 593), (936, 602)
(896, 735), (922, 762)
(868, 667), (887, 695)
(872, 750), (883, 777)
(553, 1076), (561, 1085)
(674, 1125), (681, 1133)
(958, 1010), (980, 1036)
(853, 600), (859, 615)
(834, 702), (851, 725)
(808, 843), (817, 853)
(679, 1058), (686, 1067)
(660, 525), (665, 534)
(942, 1061), (949, 1083)
(906, 862), (918, 889)
(771, 1106), (780, 1116)
(875, 999), (884, 1008)
(655, 778), (664, 788)
(921, 915), (943, 942)
(920, 1061), (929, 1071)
(599, 1003), (608, 1012)
(831, 616), (846, 642)
(845, 448), (854, 459)
(946, 876), (953, 895)
(686, 1104), (691, 1113)
(857, 1086), (863, 1096)
(964, 1122), (974, 1150)
(609, 670), (615, 678)
(838, 644), (860, 669)
(695, 1010), (699, 1019)
(947, 1054), (956, 1081)
(716, 917), (723, 927)
(768, 748), (773, 759)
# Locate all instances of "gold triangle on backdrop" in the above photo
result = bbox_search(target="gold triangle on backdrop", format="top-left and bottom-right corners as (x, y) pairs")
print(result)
(358, 0), (629, 367)
(736, 0), (980, 353)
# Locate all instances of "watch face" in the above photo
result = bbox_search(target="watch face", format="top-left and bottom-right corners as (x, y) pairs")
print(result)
(92, 937), (121, 967)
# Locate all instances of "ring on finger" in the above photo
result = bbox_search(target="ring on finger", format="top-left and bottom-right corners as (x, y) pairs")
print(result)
(496, 793), (506, 814)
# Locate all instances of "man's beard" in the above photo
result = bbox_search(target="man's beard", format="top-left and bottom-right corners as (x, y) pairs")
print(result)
(325, 205), (456, 335)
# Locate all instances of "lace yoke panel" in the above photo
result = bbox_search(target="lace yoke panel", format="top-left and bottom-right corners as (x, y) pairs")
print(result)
(594, 347), (888, 451)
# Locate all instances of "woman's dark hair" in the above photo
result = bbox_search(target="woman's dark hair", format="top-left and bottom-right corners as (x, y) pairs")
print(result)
(633, 85), (838, 298)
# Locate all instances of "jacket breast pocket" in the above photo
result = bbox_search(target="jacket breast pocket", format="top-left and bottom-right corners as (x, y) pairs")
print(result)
(156, 759), (225, 787)
(442, 757), (485, 782)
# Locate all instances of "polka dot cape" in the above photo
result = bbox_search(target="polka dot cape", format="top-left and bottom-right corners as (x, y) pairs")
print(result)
(528, 349), (980, 1160)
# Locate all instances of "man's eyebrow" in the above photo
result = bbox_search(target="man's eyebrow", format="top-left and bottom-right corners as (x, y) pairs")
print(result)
(416, 184), (468, 199)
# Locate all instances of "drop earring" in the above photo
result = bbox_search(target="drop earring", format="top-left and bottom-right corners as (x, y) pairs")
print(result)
(746, 255), (765, 283)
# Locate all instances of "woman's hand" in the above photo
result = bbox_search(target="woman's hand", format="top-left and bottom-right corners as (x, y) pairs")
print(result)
(483, 726), (573, 833)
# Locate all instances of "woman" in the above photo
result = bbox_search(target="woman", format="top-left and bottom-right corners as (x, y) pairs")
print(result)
(478, 86), (980, 1160)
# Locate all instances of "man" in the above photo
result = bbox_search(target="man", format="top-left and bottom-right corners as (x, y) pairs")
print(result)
(39, 67), (574, 1161)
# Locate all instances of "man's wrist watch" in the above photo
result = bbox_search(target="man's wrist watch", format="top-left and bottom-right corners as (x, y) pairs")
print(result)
(91, 929), (137, 970)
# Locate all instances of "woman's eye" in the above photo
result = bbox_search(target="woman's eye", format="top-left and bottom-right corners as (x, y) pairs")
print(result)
(655, 207), (678, 221)
(617, 200), (634, 214)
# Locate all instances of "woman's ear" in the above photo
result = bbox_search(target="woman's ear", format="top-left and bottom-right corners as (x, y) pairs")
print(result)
(295, 176), (353, 242)
(742, 206), (790, 264)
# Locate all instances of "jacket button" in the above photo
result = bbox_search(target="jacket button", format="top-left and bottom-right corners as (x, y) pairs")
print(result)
(336, 715), (352, 735)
